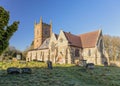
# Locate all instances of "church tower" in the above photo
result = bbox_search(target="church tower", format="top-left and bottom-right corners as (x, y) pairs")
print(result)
(34, 17), (52, 49)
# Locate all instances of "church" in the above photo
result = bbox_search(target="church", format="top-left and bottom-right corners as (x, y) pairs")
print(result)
(27, 18), (108, 65)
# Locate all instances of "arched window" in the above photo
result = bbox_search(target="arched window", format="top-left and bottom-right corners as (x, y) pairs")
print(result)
(30, 53), (32, 61)
(51, 42), (55, 52)
(35, 52), (37, 60)
(88, 49), (91, 56)
(75, 49), (80, 57)
(100, 39), (103, 52)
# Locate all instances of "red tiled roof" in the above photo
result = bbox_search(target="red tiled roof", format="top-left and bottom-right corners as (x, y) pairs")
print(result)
(63, 32), (82, 48)
(63, 30), (100, 48)
(79, 30), (100, 48)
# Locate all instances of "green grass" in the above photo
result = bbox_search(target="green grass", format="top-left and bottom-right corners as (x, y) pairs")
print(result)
(0, 61), (120, 86)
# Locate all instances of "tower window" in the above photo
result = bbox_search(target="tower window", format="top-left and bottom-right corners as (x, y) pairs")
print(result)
(45, 31), (48, 34)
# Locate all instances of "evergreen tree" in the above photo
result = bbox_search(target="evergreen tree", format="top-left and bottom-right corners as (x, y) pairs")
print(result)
(0, 6), (19, 55)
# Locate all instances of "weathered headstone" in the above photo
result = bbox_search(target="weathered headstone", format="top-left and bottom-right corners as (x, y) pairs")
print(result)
(16, 54), (22, 60)
(7, 67), (20, 74)
(86, 63), (94, 69)
(104, 61), (108, 66)
(21, 68), (32, 74)
(79, 60), (87, 67)
(37, 60), (44, 63)
(47, 60), (53, 69)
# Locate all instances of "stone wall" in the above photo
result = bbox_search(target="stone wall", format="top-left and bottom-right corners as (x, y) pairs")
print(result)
(110, 61), (120, 67)
(27, 49), (49, 62)
(82, 47), (105, 65)
(82, 48), (96, 64)
(69, 46), (82, 64)
(27, 51), (37, 61)
(49, 33), (58, 63)
(55, 30), (69, 64)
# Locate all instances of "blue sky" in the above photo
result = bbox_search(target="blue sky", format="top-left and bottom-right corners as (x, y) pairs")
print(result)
(0, 0), (120, 51)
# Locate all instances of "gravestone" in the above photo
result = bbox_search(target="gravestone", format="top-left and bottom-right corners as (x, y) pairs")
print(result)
(7, 67), (21, 74)
(47, 60), (53, 69)
(104, 61), (108, 66)
(79, 60), (87, 67)
(37, 60), (44, 63)
(16, 54), (22, 60)
(86, 63), (94, 69)
(21, 68), (32, 74)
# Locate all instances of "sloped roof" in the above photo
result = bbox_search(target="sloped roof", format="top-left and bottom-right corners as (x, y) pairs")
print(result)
(63, 30), (100, 48)
(38, 38), (50, 49)
(79, 30), (100, 48)
(63, 32), (82, 48)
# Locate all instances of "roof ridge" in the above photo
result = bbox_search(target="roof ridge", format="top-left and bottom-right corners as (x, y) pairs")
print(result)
(79, 29), (100, 36)
(63, 31), (79, 37)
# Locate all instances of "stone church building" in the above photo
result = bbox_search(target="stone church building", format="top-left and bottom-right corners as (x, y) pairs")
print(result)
(27, 18), (107, 65)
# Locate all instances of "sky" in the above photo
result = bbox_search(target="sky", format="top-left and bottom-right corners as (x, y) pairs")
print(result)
(0, 0), (120, 51)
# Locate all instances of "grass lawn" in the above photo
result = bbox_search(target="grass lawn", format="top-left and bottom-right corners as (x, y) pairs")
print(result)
(0, 61), (120, 86)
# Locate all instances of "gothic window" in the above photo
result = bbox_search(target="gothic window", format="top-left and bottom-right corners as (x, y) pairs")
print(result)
(30, 53), (32, 59)
(75, 49), (80, 57)
(45, 31), (47, 34)
(40, 52), (42, 60)
(88, 49), (91, 56)
(100, 39), (103, 52)
(61, 49), (65, 55)
(51, 42), (55, 52)
(30, 53), (32, 61)
(35, 52), (37, 60)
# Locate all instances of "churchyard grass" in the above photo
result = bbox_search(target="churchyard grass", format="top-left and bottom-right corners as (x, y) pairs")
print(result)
(0, 61), (120, 86)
